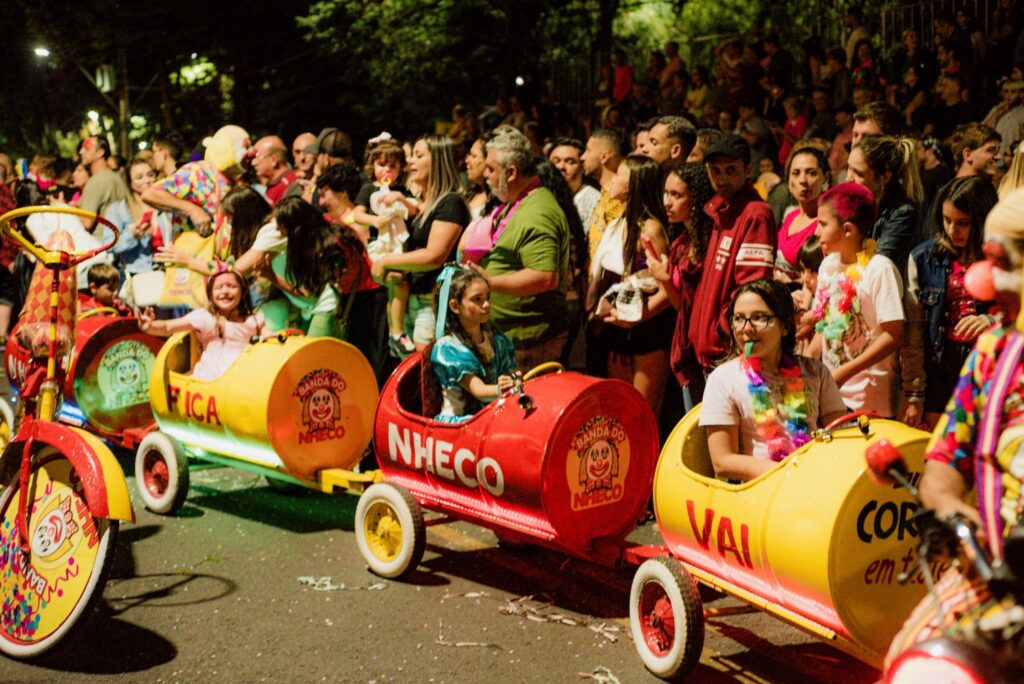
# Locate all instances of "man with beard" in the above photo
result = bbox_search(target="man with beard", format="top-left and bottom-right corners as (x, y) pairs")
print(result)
(548, 137), (600, 228)
(580, 128), (625, 260)
(476, 130), (570, 368)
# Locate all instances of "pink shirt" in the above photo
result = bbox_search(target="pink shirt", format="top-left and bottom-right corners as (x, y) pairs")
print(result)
(777, 209), (818, 276)
(184, 309), (264, 381)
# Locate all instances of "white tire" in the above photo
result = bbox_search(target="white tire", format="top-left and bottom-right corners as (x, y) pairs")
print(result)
(630, 557), (705, 680)
(135, 431), (189, 514)
(355, 483), (425, 579)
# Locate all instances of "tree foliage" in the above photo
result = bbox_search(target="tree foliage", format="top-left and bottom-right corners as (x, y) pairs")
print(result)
(0, 0), (905, 157)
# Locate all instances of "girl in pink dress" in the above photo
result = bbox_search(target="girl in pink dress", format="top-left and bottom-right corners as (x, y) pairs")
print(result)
(138, 268), (264, 381)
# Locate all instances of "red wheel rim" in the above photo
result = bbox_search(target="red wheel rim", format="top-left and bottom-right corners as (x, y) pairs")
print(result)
(143, 451), (169, 497)
(638, 581), (676, 657)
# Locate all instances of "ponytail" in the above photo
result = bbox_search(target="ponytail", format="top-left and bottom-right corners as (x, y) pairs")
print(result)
(896, 137), (924, 205)
(856, 135), (923, 205)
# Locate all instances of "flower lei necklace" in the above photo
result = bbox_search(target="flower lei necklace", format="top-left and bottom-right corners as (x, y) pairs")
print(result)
(812, 239), (877, 341)
(741, 342), (811, 462)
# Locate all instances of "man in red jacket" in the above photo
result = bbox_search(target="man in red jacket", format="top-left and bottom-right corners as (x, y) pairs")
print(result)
(686, 134), (777, 375)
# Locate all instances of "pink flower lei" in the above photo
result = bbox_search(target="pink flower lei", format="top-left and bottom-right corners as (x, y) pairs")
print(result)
(812, 239), (876, 342)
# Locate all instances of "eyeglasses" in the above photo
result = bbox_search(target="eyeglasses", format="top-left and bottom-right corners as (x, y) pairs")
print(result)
(731, 313), (776, 331)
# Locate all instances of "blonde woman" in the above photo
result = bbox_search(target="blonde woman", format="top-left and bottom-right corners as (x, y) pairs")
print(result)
(371, 135), (469, 349)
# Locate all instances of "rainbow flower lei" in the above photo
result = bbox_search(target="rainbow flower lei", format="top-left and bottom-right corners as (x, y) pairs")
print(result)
(812, 239), (877, 341)
(740, 345), (811, 462)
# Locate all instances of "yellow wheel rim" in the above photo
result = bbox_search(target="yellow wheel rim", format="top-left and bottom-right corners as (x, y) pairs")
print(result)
(363, 500), (403, 562)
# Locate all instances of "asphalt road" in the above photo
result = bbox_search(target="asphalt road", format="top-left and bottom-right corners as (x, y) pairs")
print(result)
(0, 462), (880, 684)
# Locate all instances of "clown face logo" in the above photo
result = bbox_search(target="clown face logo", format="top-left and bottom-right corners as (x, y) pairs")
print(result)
(582, 439), (617, 490)
(30, 495), (78, 562)
(97, 340), (154, 410)
(567, 416), (630, 511)
(308, 388), (337, 427)
(116, 358), (141, 386)
(294, 369), (347, 444)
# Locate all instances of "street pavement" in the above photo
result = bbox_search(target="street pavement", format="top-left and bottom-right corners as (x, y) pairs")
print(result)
(0, 462), (880, 683)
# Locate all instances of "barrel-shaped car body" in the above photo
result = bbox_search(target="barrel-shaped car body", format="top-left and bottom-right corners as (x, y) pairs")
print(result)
(654, 407), (933, 666)
(150, 331), (378, 479)
(373, 355), (660, 562)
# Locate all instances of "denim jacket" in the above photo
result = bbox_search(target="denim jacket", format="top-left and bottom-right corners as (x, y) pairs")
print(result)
(900, 238), (991, 397)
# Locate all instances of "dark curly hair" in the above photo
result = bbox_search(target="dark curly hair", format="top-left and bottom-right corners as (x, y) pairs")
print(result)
(668, 162), (714, 264)
(536, 160), (589, 301)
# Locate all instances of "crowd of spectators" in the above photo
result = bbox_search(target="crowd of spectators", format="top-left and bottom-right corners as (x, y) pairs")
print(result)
(1, 7), (1023, 435)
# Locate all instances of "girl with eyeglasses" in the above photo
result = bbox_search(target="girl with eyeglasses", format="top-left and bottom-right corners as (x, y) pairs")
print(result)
(699, 278), (847, 481)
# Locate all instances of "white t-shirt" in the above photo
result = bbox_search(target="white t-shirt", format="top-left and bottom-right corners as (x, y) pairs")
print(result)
(574, 185), (601, 234)
(591, 216), (626, 278)
(816, 252), (905, 415)
(700, 355), (846, 459)
(250, 219), (286, 253)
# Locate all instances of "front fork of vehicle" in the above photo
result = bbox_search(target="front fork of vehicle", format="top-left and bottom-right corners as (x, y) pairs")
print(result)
(16, 435), (36, 553)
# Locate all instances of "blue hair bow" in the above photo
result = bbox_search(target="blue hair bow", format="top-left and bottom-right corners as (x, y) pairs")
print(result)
(434, 264), (461, 342)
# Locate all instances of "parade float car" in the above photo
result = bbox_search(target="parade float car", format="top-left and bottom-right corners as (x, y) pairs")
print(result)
(354, 350), (935, 680)
(354, 354), (660, 579)
(5, 307), (164, 450)
(628, 408), (935, 679)
(133, 329), (381, 514)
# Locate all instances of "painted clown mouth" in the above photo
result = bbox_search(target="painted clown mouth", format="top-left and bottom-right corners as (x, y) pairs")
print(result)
(311, 404), (333, 422)
(588, 461), (610, 479)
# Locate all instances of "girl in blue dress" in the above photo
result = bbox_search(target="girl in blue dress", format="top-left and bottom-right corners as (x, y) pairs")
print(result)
(430, 265), (518, 422)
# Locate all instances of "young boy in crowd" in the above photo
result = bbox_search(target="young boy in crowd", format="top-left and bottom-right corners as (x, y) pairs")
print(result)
(812, 182), (904, 416)
(79, 262), (131, 315)
(792, 236), (824, 356)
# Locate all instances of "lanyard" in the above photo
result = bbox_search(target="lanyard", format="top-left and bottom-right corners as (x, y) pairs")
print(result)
(490, 177), (541, 246)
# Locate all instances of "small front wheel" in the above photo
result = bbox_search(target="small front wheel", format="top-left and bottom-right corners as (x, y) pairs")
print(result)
(135, 431), (189, 514)
(629, 557), (705, 680)
(0, 450), (119, 658)
(355, 483), (425, 579)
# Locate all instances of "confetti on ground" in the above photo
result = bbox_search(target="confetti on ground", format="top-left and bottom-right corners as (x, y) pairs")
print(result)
(441, 590), (490, 602)
(500, 595), (623, 643)
(435, 619), (502, 649)
(578, 666), (621, 683)
(297, 576), (387, 592)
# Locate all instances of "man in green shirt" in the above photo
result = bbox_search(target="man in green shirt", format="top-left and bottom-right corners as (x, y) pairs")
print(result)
(477, 131), (570, 369)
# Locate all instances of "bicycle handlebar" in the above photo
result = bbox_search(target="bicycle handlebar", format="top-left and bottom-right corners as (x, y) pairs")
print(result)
(0, 206), (120, 268)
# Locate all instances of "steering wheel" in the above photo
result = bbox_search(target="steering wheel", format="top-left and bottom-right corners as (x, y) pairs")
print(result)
(823, 410), (881, 435)
(0, 206), (120, 268)
(77, 307), (121, 321)
(522, 362), (565, 382)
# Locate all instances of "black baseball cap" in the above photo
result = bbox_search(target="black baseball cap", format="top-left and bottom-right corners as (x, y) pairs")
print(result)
(704, 134), (751, 164)
(313, 128), (352, 158)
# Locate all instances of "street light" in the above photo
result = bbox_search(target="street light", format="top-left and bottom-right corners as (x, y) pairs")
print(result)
(32, 44), (131, 156)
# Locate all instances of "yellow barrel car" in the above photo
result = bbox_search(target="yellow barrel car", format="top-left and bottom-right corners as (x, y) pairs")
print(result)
(135, 331), (380, 514)
(630, 408), (937, 679)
